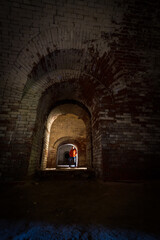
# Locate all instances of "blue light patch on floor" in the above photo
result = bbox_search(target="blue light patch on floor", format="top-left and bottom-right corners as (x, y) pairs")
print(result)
(0, 220), (158, 240)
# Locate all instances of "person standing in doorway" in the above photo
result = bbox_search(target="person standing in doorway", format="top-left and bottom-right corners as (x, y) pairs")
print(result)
(69, 146), (77, 167)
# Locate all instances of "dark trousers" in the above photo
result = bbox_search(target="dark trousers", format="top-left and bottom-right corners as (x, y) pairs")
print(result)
(69, 157), (76, 167)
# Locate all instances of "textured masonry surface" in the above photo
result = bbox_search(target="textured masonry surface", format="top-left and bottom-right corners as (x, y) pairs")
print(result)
(0, 0), (160, 180)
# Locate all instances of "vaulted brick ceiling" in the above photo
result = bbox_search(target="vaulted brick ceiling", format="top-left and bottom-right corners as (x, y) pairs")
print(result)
(0, 0), (160, 180)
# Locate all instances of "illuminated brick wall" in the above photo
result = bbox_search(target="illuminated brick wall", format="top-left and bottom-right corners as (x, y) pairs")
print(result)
(47, 114), (87, 168)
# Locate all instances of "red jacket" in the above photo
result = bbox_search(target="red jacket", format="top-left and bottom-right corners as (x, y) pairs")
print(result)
(69, 148), (77, 157)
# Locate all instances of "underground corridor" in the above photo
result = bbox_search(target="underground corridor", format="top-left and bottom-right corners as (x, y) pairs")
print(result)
(40, 102), (92, 172)
(0, 0), (160, 239)
(57, 143), (78, 168)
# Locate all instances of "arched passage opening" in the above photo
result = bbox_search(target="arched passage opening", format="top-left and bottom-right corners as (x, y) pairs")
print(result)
(41, 102), (92, 170)
(57, 143), (78, 167)
(27, 78), (105, 179)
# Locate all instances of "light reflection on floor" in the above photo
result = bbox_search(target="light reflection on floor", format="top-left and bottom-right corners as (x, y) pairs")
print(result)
(45, 167), (88, 170)
(0, 220), (158, 240)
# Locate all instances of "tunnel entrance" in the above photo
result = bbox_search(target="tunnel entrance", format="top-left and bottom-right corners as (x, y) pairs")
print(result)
(57, 144), (78, 167)
(41, 102), (92, 170)
(64, 152), (70, 163)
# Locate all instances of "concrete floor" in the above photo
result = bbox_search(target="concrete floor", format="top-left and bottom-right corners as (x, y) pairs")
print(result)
(0, 179), (160, 239)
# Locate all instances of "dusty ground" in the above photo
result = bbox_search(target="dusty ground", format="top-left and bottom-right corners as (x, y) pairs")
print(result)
(0, 178), (160, 239)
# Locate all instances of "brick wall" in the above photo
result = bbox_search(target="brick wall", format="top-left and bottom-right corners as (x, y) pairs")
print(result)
(46, 110), (89, 168)
(0, 0), (160, 180)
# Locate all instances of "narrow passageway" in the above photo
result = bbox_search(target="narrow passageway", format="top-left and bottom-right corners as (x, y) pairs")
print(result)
(41, 102), (92, 172)
(57, 143), (78, 168)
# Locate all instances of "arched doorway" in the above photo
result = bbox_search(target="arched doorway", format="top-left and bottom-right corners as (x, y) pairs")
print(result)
(57, 144), (78, 167)
(41, 102), (92, 170)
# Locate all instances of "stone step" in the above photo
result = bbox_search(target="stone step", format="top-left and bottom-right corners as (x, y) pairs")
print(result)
(35, 168), (95, 180)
